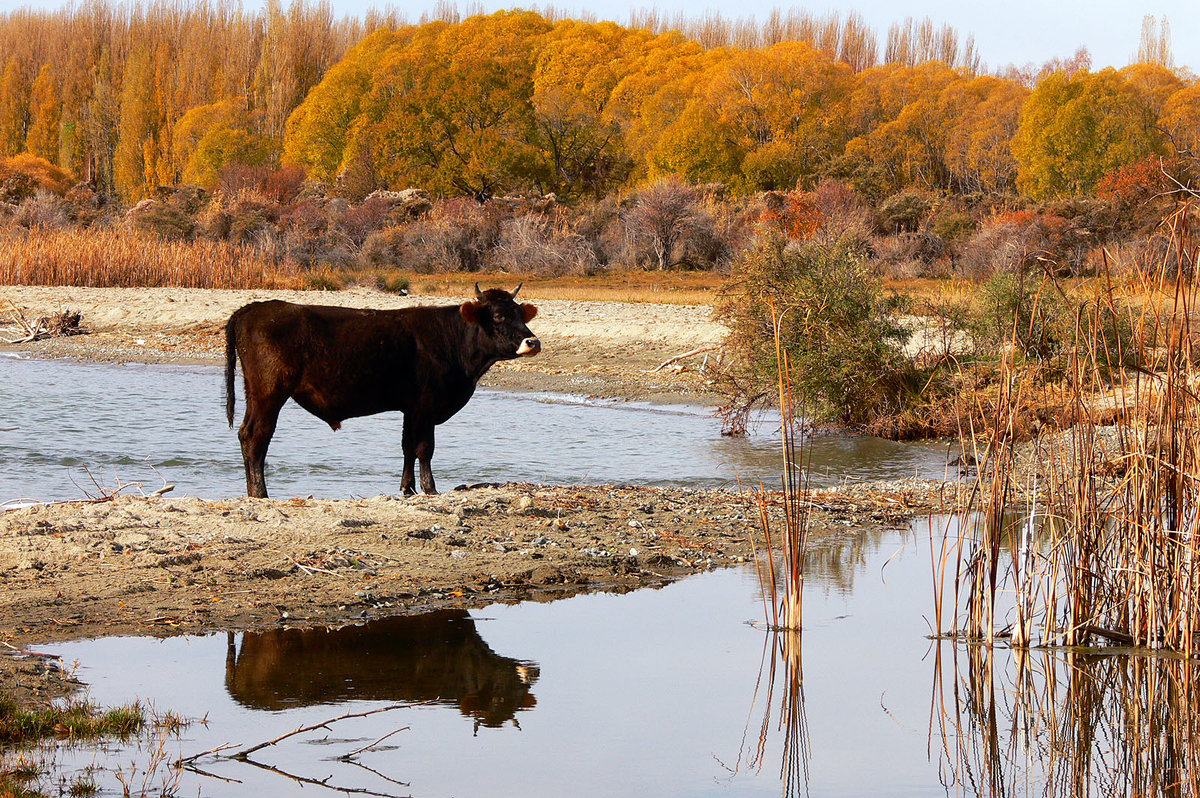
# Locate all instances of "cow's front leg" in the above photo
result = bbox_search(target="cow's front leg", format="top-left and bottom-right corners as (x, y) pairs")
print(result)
(401, 418), (437, 495)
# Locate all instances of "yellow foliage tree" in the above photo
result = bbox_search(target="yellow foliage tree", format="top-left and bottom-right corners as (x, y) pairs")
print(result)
(530, 20), (645, 197)
(0, 57), (28, 157)
(606, 33), (712, 182)
(943, 76), (1028, 193)
(652, 42), (857, 191)
(283, 27), (407, 182)
(354, 12), (552, 196)
(113, 45), (157, 201)
(25, 64), (59, 163)
(186, 126), (278, 187)
(1161, 84), (1200, 157)
(841, 61), (960, 194)
(1012, 68), (1162, 199)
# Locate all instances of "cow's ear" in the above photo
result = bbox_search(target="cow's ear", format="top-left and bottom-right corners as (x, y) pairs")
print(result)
(460, 301), (482, 325)
(521, 303), (538, 323)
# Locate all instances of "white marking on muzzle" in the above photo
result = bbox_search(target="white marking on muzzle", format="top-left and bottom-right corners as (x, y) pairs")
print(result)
(516, 337), (541, 356)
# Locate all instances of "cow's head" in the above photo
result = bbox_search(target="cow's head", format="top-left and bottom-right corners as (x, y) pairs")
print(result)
(460, 283), (541, 359)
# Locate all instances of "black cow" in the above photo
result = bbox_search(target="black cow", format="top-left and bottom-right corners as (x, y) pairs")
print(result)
(224, 284), (540, 498)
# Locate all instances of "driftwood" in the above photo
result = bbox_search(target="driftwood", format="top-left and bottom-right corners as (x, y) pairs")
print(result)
(648, 344), (719, 373)
(338, 726), (411, 760)
(72, 462), (174, 502)
(232, 703), (412, 760)
(2, 302), (84, 343)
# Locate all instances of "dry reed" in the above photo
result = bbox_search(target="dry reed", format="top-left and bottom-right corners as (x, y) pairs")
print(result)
(737, 302), (812, 795)
(0, 228), (305, 289)
(750, 300), (812, 631)
(939, 205), (1200, 653)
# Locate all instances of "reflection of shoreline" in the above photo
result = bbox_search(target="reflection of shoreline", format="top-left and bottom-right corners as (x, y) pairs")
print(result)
(933, 642), (1200, 796)
(226, 610), (538, 729)
(786, 525), (917, 597)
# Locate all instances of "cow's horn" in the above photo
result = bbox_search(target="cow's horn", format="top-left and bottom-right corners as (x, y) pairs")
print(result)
(474, 282), (484, 300)
(512, 282), (523, 298)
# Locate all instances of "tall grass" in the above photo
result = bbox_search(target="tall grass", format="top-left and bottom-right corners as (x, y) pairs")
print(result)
(938, 208), (1200, 653)
(0, 228), (305, 289)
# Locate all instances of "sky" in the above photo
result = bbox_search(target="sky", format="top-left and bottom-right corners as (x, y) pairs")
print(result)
(0, 0), (1194, 72)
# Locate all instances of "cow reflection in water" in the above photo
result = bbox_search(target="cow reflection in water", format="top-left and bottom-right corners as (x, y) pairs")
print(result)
(225, 610), (538, 730)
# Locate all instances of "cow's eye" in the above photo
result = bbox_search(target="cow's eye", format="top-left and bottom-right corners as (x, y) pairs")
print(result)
(492, 311), (506, 323)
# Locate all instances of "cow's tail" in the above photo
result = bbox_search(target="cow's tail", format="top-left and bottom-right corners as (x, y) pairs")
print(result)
(225, 311), (240, 428)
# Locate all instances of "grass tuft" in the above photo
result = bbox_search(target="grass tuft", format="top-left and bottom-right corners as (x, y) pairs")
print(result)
(0, 698), (144, 745)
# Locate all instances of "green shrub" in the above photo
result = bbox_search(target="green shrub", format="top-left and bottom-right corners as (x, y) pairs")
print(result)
(974, 271), (1141, 379)
(718, 231), (916, 429)
(876, 190), (933, 234)
(931, 210), (976, 247)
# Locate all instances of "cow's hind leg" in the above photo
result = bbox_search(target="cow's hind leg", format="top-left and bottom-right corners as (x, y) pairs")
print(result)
(238, 391), (286, 498)
(401, 418), (437, 495)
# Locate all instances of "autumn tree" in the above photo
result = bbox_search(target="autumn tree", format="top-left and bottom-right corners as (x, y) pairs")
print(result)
(174, 98), (276, 187)
(1012, 68), (1163, 199)
(1136, 14), (1173, 67)
(1161, 85), (1200, 157)
(353, 11), (552, 197)
(606, 32), (712, 183)
(0, 56), (28, 157)
(943, 77), (1028, 193)
(253, 0), (346, 140)
(24, 64), (59, 162)
(839, 61), (959, 195)
(188, 127), (277, 187)
(653, 41), (854, 192)
(529, 20), (643, 197)
(283, 27), (407, 182)
(113, 45), (157, 201)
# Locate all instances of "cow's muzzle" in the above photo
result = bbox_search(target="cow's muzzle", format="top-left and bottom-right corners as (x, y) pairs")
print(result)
(516, 337), (541, 357)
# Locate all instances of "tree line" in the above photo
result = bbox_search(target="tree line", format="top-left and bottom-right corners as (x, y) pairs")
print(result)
(0, 2), (1194, 205)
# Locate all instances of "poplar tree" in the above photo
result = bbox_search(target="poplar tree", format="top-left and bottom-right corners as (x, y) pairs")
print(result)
(25, 64), (60, 162)
(114, 45), (156, 201)
(0, 57), (28, 157)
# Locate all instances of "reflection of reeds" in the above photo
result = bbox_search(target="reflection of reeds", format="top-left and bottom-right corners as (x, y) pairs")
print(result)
(751, 300), (812, 631)
(729, 628), (810, 798)
(933, 640), (1200, 797)
(943, 212), (1200, 652)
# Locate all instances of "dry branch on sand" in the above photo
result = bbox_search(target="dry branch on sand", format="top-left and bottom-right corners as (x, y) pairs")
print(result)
(1, 302), (83, 343)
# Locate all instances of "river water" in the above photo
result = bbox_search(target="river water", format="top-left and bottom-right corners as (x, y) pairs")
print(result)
(1, 353), (949, 503)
